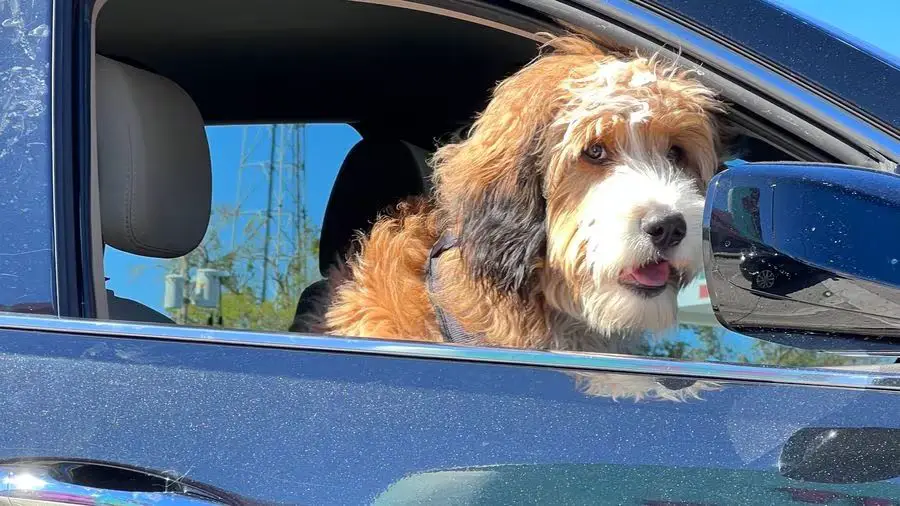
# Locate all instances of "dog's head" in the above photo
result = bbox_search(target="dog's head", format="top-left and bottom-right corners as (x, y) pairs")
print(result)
(432, 35), (725, 338)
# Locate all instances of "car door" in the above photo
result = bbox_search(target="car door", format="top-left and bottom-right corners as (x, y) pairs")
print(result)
(0, 0), (898, 505)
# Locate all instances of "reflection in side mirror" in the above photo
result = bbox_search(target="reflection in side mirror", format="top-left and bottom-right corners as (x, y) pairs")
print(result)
(779, 427), (900, 484)
(702, 162), (900, 353)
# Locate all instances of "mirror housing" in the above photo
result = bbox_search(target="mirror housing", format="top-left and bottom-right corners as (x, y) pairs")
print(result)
(702, 162), (900, 353)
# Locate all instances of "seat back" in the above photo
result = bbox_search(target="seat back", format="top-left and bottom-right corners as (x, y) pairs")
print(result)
(317, 137), (430, 275)
(290, 137), (431, 333)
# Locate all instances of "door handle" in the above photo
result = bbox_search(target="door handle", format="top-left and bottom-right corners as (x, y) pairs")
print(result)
(0, 459), (235, 505)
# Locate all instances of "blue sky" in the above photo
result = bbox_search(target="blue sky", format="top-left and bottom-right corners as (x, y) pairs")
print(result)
(104, 1), (900, 355)
(104, 123), (361, 312)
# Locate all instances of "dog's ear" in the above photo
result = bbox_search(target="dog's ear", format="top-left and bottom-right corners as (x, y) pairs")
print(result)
(431, 44), (586, 300)
(456, 147), (547, 300)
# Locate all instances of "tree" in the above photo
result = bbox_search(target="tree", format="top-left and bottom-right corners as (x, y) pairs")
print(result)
(164, 201), (320, 332)
(640, 324), (736, 362)
(642, 324), (878, 368)
(747, 340), (875, 367)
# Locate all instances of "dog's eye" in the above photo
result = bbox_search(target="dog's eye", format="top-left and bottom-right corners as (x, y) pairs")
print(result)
(583, 143), (608, 163)
(667, 145), (685, 164)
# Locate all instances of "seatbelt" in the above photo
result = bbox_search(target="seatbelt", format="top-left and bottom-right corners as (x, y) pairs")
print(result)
(425, 233), (487, 345)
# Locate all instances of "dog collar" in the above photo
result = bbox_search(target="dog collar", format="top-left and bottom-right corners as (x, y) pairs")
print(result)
(425, 232), (487, 346)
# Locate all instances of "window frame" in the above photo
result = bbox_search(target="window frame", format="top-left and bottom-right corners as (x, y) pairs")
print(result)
(637, 0), (900, 137)
(34, 0), (900, 372)
(1, 310), (898, 390)
(54, 0), (99, 319)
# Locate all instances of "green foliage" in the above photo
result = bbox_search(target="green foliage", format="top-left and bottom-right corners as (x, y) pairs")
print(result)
(642, 324), (735, 362)
(165, 202), (320, 332)
(642, 324), (881, 368)
(747, 340), (875, 368)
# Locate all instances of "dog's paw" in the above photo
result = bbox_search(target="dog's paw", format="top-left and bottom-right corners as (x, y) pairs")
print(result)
(568, 371), (721, 402)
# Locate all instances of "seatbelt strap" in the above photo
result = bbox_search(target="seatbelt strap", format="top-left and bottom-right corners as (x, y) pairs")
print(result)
(425, 233), (487, 345)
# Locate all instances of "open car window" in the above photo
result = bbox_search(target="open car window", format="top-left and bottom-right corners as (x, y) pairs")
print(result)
(93, 0), (896, 371)
(103, 123), (359, 331)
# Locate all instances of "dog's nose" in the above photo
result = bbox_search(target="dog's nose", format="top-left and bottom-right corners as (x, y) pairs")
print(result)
(641, 211), (687, 249)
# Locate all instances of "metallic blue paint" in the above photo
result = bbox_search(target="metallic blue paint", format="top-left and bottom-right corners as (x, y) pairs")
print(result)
(703, 162), (900, 352)
(0, 327), (898, 504)
(0, 0), (55, 314)
(0, 0), (898, 504)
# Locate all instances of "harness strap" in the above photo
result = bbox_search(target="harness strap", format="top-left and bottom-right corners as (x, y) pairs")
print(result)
(425, 233), (486, 345)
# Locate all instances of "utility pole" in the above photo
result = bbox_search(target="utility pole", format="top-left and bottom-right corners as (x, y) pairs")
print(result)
(260, 124), (278, 303)
(179, 256), (190, 324)
(166, 124), (311, 326)
(227, 123), (310, 318)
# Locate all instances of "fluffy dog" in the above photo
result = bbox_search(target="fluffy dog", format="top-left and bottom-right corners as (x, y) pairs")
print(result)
(304, 35), (726, 399)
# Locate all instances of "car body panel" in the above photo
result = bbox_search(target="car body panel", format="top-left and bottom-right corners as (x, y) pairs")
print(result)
(375, 464), (900, 505)
(0, 326), (898, 504)
(0, 0), (56, 315)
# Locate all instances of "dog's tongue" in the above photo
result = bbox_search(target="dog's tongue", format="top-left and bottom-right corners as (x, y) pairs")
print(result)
(625, 261), (671, 287)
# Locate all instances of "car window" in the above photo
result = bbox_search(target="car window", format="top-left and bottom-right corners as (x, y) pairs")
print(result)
(103, 123), (360, 332)
(89, 0), (896, 374)
(100, 123), (890, 368)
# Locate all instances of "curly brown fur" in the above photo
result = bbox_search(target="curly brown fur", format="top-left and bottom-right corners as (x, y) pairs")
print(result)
(303, 34), (727, 400)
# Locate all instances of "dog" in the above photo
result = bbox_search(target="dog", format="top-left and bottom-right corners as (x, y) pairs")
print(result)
(301, 35), (726, 400)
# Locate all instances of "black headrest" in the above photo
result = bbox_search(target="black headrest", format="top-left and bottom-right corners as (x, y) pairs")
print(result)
(318, 138), (429, 275)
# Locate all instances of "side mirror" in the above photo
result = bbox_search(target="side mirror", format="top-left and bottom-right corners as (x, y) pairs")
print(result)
(702, 162), (900, 353)
(779, 427), (900, 483)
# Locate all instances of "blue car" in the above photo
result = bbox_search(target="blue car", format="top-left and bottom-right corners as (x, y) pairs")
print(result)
(0, 0), (899, 504)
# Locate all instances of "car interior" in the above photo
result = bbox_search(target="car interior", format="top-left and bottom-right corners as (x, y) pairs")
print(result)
(91, 0), (806, 328)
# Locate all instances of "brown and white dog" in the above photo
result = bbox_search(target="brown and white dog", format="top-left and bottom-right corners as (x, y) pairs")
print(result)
(304, 35), (726, 400)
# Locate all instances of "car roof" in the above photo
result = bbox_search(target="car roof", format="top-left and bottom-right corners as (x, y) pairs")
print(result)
(643, 0), (900, 133)
(764, 0), (900, 69)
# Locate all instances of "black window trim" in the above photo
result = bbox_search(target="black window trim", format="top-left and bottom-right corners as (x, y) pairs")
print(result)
(52, 0), (97, 319)
(636, 0), (900, 140)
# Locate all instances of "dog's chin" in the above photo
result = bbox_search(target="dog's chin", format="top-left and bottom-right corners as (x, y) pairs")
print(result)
(578, 283), (678, 336)
(579, 261), (695, 336)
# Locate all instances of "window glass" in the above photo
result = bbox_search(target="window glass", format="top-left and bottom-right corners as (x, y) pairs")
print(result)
(103, 123), (360, 332)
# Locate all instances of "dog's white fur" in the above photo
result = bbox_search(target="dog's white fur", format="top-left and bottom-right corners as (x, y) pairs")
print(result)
(571, 157), (705, 335)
